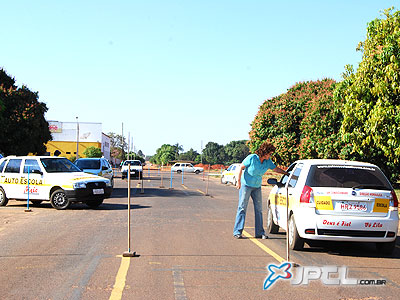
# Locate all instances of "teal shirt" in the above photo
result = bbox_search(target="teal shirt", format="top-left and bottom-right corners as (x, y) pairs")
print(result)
(241, 154), (276, 188)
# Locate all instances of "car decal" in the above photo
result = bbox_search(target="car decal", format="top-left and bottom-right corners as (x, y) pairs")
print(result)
(372, 198), (389, 213)
(315, 196), (334, 210)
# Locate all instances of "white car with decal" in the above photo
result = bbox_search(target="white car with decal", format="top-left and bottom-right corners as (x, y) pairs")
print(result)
(266, 159), (398, 254)
(0, 156), (113, 210)
(221, 163), (241, 186)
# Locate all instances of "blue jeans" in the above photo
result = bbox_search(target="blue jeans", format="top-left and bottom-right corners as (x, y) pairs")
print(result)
(233, 185), (265, 236)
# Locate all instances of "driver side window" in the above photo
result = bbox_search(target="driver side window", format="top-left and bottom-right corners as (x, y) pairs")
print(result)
(280, 163), (297, 186)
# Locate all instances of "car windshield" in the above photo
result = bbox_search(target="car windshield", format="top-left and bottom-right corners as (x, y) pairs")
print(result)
(306, 165), (392, 189)
(76, 159), (101, 170)
(41, 158), (81, 173)
(124, 161), (141, 166)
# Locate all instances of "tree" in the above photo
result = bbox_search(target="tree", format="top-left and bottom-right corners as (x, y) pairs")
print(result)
(178, 148), (200, 162)
(0, 68), (51, 155)
(339, 8), (400, 181)
(108, 132), (127, 161)
(137, 150), (145, 158)
(83, 146), (103, 158)
(202, 142), (226, 165)
(249, 79), (338, 166)
(150, 144), (177, 165)
(224, 140), (250, 165)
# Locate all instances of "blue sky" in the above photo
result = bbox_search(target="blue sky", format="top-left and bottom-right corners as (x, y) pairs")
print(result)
(0, 1), (397, 156)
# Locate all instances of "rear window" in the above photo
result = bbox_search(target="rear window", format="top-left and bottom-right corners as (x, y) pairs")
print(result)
(124, 160), (141, 166)
(306, 165), (392, 189)
(76, 159), (101, 170)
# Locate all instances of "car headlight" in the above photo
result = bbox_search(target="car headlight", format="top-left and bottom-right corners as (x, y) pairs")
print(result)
(73, 182), (87, 189)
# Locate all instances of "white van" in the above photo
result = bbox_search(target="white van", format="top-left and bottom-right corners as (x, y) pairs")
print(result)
(266, 159), (398, 254)
(0, 156), (112, 210)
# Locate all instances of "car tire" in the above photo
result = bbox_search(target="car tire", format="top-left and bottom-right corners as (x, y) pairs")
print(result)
(221, 175), (227, 184)
(0, 187), (9, 206)
(266, 203), (279, 234)
(30, 200), (43, 206)
(232, 177), (237, 186)
(50, 189), (70, 210)
(288, 214), (304, 250)
(376, 241), (396, 256)
(195, 170), (200, 174)
(177, 170), (182, 174)
(86, 198), (104, 209)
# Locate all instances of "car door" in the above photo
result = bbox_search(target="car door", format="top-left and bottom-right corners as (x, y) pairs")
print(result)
(22, 158), (45, 200)
(272, 163), (298, 230)
(2, 159), (23, 199)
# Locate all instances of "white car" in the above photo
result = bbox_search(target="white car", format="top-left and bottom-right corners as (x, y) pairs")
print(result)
(75, 157), (114, 187)
(266, 159), (398, 254)
(121, 160), (143, 179)
(0, 156), (112, 210)
(221, 163), (241, 185)
(171, 163), (203, 174)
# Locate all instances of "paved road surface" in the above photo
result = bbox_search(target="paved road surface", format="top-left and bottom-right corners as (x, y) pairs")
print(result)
(1, 171), (399, 299)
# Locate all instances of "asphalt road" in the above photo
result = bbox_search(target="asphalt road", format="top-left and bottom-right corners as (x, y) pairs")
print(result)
(1, 170), (400, 300)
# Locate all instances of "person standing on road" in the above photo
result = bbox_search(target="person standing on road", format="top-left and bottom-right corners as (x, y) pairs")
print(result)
(233, 142), (288, 239)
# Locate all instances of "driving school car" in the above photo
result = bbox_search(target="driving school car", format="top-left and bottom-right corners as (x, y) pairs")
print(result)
(266, 159), (398, 254)
(0, 156), (112, 210)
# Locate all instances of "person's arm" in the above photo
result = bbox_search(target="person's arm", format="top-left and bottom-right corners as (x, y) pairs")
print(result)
(236, 163), (246, 190)
(272, 166), (289, 176)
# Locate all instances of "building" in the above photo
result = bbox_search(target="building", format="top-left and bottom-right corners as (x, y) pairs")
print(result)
(46, 121), (111, 160)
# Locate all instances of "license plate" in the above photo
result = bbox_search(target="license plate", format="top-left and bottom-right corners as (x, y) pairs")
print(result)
(93, 188), (104, 195)
(335, 201), (367, 212)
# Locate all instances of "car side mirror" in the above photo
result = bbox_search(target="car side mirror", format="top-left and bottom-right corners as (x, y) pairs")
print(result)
(267, 178), (284, 187)
(31, 169), (43, 175)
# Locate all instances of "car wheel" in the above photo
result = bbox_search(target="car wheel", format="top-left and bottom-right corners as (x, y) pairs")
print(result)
(0, 187), (9, 206)
(50, 189), (70, 210)
(177, 170), (182, 174)
(232, 177), (237, 186)
(30, 200), (43, 206)
(288, 214), (304, 250)
(86, 198), (104, 209)
(221, 175), (227, 184)
(195, 170), (200, 174)
(266, 203), (279, 234)
(376, 241), (396, 256)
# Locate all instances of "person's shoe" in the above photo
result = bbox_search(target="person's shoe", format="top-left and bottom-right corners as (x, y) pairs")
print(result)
(256, 234), (268, 239)
(233, 234), (242, 239)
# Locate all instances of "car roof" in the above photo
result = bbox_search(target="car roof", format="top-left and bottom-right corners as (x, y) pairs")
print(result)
(294, 159), (377, 167)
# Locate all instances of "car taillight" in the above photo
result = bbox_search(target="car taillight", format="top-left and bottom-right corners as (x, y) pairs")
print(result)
(300, 185), (314, 203)
(390, 190), (398, 209)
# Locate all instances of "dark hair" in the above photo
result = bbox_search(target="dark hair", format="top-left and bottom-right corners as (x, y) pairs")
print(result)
(255, 142), (275, 157)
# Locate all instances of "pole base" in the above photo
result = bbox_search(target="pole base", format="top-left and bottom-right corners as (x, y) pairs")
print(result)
(122, 251), (140, 257)
(24, 209), (32, 212)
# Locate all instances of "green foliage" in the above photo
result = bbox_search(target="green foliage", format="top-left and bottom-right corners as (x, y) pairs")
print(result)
(249, 79), (340, 166)
(0, 68), (51, 155)
(150, 144), (177, 165)
(178, 148), (199, 162)
(224, 140), (250, 165)
(202, 142), (226, 165)
(339, 8), (400, 181)
(126, 152), (145, 163)
(108, 132), (127, 160)
(83, 146), (103, 158)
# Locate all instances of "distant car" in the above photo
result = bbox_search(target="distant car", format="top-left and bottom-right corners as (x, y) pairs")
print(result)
(0, 156), (112, 209)
(121, 160), (143, 179)
(221, 163), (241, 185)
(266, 159), (399, 254)
(75, 158), (114, 187)
(171, 163), (203, 174)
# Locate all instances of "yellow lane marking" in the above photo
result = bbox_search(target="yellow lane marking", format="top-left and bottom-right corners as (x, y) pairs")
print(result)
(182, 184), (188, 190)
(109, 257), (131, 300)
(242, 230), (285, 263)
(197, 189), (206, 195)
